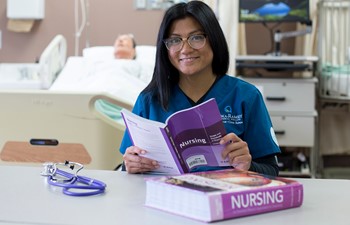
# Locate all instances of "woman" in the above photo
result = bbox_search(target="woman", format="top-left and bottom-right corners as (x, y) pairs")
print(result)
(120, 1), (280, 176)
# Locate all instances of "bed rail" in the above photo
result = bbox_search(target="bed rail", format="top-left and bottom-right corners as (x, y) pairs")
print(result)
(39, 34), (67, 89)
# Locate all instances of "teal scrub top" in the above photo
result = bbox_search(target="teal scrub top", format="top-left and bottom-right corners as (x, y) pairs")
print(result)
(119, 75), (280, 170)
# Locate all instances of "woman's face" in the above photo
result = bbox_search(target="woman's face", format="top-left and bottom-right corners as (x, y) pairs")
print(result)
(166, 17), (213, 78)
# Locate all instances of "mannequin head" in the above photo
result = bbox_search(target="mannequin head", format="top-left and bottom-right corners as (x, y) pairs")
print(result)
(113, 34), (136, 59)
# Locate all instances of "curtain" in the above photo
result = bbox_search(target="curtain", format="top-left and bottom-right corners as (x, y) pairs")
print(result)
(218, 1), (239, 76)
(294, 0), (320, 56)
(201, 0), (240, 76)
(201, 0), (218, 14)
(295, 0), (350, 63)
(317, 0), (350, 65)
(316, 1), (350, 157)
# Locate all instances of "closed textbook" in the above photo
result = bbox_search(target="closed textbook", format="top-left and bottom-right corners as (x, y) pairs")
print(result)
(145, 169), (303, 222)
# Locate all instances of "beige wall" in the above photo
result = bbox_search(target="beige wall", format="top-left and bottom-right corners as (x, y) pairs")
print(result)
(0, 0), (164, 63)
(245, 23), (296, 55)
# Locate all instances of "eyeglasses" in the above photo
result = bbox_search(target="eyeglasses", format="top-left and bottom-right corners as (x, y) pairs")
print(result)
(163, 34), (207, 52)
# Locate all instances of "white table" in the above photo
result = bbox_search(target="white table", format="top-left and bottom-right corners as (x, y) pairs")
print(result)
(0, 165), (349, 225)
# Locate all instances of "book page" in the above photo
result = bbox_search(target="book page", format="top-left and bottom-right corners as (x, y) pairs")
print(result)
(121, 109), (181, 175)
(165, 98), (230, 171)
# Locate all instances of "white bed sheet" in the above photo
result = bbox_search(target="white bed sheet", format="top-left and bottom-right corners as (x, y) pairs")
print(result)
(50, 57), (149, 105)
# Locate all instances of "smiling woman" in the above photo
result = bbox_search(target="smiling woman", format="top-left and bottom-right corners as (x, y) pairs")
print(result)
(119, 1), (281, 177)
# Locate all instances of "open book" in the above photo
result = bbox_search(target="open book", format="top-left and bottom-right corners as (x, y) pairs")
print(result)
(121, 98), (230, 174)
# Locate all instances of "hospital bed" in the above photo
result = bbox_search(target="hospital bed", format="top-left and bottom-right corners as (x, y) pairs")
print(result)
(0, 37), (157, 170)
(50, 45), (156, 105)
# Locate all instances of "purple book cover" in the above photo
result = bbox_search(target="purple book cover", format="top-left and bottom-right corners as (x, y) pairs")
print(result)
(145, 169), (303, 222)
(165, 98), (229, 173)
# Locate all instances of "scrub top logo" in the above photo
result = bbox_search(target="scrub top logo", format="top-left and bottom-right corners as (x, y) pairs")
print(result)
(222, 105), (243, 125)
(224, 105), (232, 113)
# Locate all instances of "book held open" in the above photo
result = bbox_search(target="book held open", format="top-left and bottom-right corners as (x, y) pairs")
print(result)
(121, 98), (230, 174)
(145, 169), (303, 222)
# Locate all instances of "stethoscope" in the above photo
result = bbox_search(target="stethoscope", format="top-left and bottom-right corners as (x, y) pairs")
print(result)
(41, 161), (106, 197)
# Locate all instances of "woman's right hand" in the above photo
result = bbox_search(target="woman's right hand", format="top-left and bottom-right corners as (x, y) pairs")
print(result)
(123, 146), (159, 174)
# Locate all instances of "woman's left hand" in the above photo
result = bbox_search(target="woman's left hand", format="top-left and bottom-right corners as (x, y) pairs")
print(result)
(220, 133), (252, 171)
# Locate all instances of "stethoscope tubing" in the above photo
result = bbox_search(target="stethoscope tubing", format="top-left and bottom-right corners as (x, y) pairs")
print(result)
(47, 169), (106, 196)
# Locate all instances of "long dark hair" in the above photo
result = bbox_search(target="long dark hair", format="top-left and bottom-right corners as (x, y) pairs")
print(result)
(143, 1), (229, 110)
